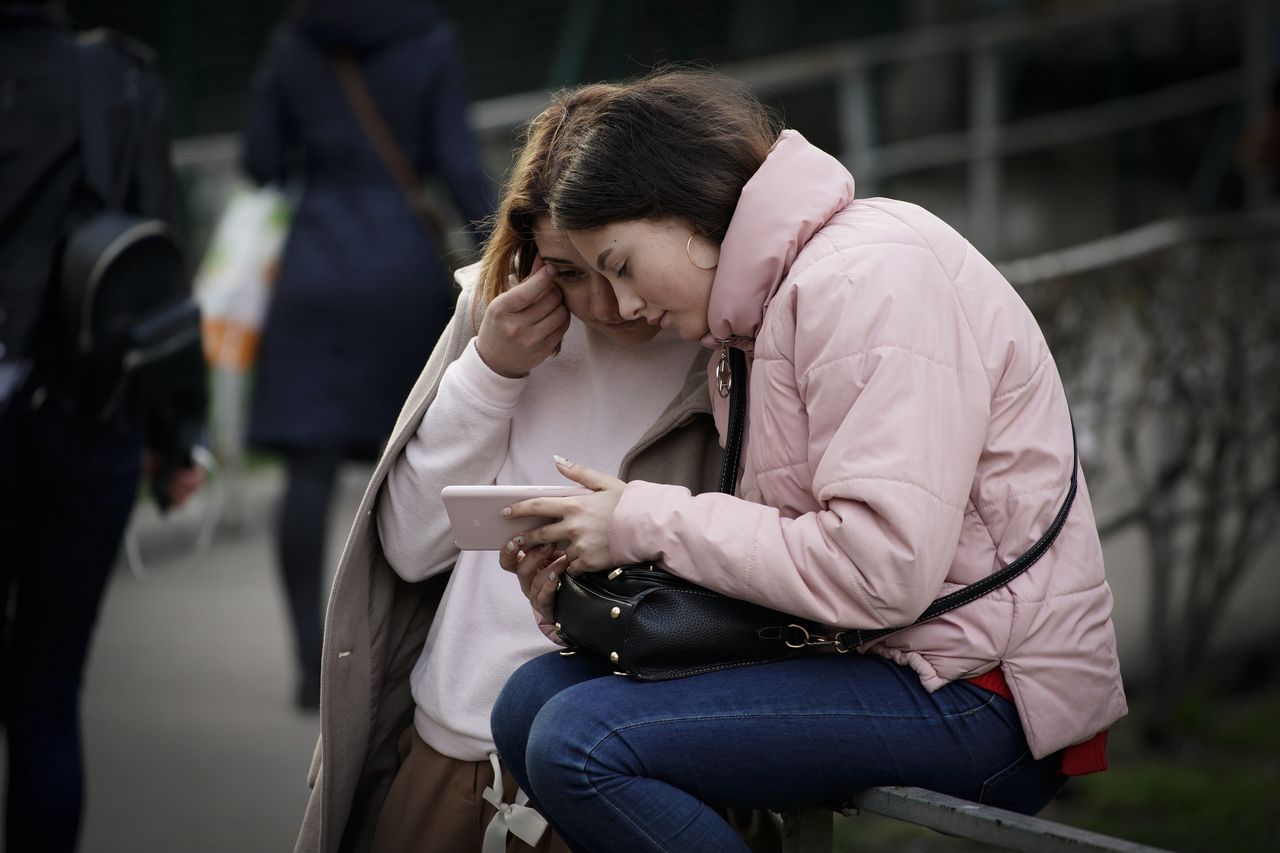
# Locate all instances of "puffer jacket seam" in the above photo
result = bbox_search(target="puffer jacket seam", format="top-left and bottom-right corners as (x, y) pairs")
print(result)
(804, 343), (987, 382)
(970, 499), (999, 561)
(752, 457), (807, 479)
(1000, 589), (1018, 660)
(1005, 577), (1109, 607)
(745, 531), (759, 588)
(874, 202), (967, 281)
(992, 351), (1051, 404)
(974, 480), (1067, 516)
(823, 475), (967, 513)
(944, 243), (997, 402)
(837, 560), (893, 627)
(801, 235), (938, 263)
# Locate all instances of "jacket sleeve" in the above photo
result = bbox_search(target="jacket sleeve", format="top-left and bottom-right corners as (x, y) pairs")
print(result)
(609, 246), (992, 628)
(378, 338), (527, 581)
(418, 25), (494, 238)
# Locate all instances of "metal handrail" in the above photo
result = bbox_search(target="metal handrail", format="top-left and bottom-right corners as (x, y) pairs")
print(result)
(1000, 208), (1280, 286)
(845, 787), (1172, 853)
(868, 69), (1243, 181)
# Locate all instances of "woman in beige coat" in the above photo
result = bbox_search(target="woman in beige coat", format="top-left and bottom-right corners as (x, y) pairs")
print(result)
(293, 86), (777, 853)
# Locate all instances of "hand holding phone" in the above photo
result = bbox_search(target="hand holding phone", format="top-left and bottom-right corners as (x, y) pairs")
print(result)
(441, 484), (589, 550)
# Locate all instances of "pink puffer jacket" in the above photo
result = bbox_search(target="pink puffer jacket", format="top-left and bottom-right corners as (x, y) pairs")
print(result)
(609, 130), (1127, 759)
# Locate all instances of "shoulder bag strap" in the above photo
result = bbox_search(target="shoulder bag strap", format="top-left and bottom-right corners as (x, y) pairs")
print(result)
(330, 51), (446, 242)
(833, 420), (1078, 650)
(716, 344), (1081, 650)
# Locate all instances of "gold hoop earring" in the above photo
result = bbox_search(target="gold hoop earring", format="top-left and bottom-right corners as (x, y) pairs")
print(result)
(687, 233), (718, 271)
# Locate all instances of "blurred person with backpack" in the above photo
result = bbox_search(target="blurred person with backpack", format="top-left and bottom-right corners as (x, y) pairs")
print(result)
(241, 0), (494, 711)
(0, 2), (205, 850)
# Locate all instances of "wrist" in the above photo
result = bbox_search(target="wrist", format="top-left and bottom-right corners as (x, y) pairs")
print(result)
(475, 340), (527, 379)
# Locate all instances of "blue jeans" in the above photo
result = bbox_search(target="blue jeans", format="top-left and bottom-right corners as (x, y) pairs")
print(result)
(492, 652), (1066, 853)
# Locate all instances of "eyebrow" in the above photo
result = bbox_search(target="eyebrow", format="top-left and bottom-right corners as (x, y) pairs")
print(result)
(596, 248), (614, 269)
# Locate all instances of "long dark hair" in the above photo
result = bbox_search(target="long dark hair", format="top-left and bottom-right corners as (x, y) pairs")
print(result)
(548, 69), (783, 242)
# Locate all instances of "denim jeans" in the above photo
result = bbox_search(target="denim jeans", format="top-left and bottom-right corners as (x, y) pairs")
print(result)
(492, 651), (1066, 853)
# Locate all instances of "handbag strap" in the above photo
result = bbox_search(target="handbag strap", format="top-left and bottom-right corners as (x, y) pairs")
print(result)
(714, 344), (1080, 651)
(830, 420), (1077, 651)
(330, 51), (447, 241)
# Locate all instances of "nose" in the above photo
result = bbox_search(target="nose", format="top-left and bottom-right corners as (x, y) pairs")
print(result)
(611, 279), (644, 321)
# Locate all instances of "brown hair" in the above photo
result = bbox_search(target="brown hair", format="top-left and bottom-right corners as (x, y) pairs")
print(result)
(547, 68), (783, 242)
(475, 83), (622, 307)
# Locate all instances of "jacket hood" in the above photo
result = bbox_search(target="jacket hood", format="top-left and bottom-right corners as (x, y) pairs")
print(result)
(295, 0), (439, 50)
(705, 130), (855, 345)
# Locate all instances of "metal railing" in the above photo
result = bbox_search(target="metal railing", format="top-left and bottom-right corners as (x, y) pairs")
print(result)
(174, 0), (1274, 259)
(1000, 207), (1280, 285)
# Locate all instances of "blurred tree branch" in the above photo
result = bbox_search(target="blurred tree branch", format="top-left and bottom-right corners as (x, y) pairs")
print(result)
(1031, 239), (1280, 745)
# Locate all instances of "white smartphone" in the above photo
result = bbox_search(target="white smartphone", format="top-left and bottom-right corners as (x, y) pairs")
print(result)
(440, 485), (590, 550)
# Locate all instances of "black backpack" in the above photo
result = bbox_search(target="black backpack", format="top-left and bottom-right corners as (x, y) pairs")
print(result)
(59, 31), (204, 428)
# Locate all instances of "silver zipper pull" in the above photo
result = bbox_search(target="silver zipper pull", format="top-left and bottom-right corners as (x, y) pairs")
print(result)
(716, 342), (731, 398)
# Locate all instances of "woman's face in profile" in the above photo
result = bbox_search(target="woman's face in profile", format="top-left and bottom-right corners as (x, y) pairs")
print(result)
(568, 217), (717, 343)
(532, 219), (659, 345)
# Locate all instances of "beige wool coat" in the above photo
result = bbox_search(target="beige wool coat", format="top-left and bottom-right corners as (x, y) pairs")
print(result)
(293, 282), (723, 853)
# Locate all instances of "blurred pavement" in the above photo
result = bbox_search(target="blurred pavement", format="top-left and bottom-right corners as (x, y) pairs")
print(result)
(76, 464), (368, 853)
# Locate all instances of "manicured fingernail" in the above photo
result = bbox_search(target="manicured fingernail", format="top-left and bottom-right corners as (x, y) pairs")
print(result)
(548, 572), (557, 582)
(514, 535), (525, 546)
(553, 454), (571, 466)
(501, 506), (512, 517)
(504, 540), (517, 554)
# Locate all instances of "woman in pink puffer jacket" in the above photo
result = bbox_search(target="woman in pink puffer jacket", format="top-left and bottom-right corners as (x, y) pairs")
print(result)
(492, 69), (1127, 853)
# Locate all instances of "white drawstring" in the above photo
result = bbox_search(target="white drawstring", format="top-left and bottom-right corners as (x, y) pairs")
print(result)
(481, 751), (548, 853)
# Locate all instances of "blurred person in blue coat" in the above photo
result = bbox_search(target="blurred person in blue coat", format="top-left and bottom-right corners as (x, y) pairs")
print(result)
(241, 0), (494, 711)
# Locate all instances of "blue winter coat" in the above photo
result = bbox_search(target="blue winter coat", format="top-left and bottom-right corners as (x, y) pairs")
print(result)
(242, 10), (492, 456)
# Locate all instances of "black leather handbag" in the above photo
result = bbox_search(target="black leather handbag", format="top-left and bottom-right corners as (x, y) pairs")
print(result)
(553, 345), (1078, 681)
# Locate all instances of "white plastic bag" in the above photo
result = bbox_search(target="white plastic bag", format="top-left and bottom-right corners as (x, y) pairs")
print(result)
(195, 185), (290, 371)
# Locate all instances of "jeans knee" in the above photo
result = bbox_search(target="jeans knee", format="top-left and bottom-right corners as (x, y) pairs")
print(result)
(524, 692), (639, 800)
(522, 702), (595, 802)
(490, 679), (532, 766)
(491, 656), (559, 773)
